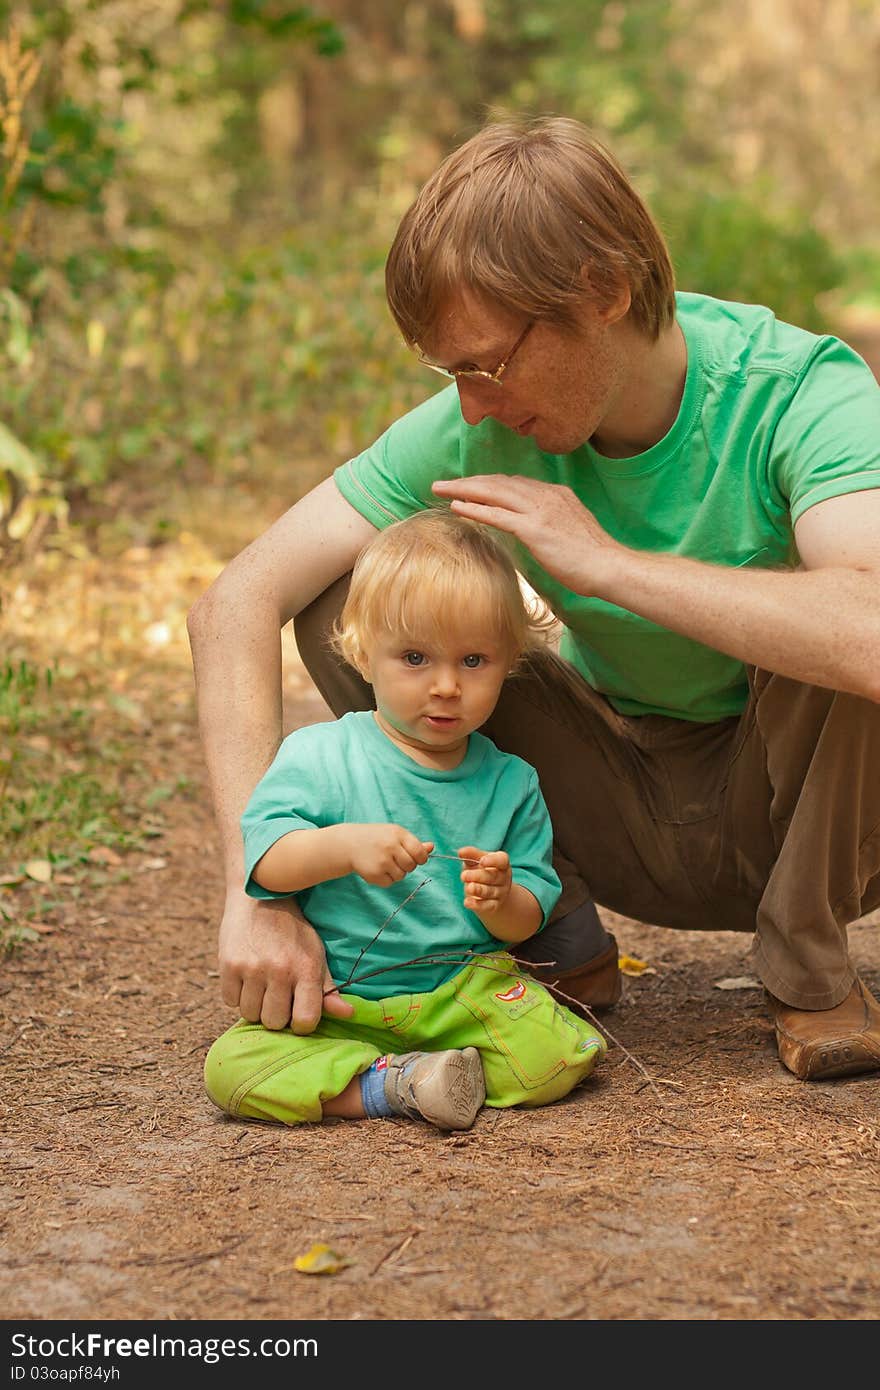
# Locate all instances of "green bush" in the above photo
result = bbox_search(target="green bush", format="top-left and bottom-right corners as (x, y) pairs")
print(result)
(661, 186), (843, 330)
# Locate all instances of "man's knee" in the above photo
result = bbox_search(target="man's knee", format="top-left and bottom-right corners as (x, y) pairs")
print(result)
(515, 901), (612, 971)
(514, 904), (622, 1011)
(754, 669), (880, 740)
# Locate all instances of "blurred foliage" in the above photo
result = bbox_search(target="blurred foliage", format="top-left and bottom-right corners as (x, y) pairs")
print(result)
(661, 189), (842, 330)
(0, 0), (877, 554)
(0, 215), (431, 548)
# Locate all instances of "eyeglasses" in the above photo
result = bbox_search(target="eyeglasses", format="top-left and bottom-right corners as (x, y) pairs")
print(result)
(416, 320), (534, 387)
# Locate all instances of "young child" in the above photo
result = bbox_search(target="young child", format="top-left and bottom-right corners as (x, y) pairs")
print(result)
(204, 510), (606, 1131)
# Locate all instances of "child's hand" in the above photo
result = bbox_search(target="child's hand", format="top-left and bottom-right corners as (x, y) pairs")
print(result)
(458, 846), (512, 915)
(347, 823), (434, 886)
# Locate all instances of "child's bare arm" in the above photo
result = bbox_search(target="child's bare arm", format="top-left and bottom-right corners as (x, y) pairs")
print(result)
(254, 824), (434, 893)
(457, 846), (543, 944)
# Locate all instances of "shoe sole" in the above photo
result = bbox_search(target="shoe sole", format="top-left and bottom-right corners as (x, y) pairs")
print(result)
(420, 1047), (486, 1130)
(803, 1042), (880, 1080)
(778, 1031), (880, 1081)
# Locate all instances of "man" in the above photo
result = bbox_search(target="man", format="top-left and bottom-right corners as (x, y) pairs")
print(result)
(188, 116), (880, 1081)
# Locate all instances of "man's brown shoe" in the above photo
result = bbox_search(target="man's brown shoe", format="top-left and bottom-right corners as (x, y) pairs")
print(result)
(520, 935), (622, 1015)
(770, 977), (880, 1080)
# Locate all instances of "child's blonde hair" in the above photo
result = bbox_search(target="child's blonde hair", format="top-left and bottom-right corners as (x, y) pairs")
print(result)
(330, 508), (552, 673)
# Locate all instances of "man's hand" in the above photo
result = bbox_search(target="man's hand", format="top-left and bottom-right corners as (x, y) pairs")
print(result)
(432, 475), (626, 597)
(346, 823), (434, 886)
(458, 846), (512, 916)
(218, 890), (354, 1034)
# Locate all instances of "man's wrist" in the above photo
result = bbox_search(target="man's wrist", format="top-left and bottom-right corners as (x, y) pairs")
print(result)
(224, 874), (250, 897)
(590, 540), (640, 602)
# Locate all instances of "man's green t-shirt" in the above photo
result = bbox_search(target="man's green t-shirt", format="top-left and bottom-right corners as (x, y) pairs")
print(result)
(334, 292), (880, 722)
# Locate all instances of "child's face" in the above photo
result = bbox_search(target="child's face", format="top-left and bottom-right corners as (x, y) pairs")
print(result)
(360, 626), (515, 763)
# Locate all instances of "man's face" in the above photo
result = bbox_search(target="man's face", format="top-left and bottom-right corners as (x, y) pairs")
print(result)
(421, 290), (628, 456)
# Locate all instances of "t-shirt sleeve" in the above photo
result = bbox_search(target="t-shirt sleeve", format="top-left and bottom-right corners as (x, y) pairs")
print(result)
(770, 337), (880, 525)
(333, 384), (464, 528)
(506, 769), (562, 930)
(240, 727), (339, 900)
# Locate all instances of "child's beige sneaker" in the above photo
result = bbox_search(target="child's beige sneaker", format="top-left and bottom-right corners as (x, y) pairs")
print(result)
(383, 1048), (485, 1130)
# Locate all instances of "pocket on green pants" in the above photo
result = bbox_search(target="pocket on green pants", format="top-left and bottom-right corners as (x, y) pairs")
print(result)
(452, 960), (606, 1105)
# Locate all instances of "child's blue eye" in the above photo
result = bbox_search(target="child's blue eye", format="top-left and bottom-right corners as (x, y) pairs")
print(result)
(462, 654), (483, 669)
(404, 651), (426, 666)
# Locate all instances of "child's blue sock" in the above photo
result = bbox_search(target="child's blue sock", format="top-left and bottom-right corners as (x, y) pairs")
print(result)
(360, 1057), (395, 1118)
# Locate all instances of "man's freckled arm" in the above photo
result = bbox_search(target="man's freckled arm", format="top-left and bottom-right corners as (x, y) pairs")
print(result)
(433, 476), (880, 702)
(598, 547), (880, 703)
(187, 477), (378, 887)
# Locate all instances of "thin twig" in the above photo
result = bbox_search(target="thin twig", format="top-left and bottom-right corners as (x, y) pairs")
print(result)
(308, 1212), (375, 1222)
(0, 1022), (33, 1054)
(336, 876), (433, 991)
(119, 1236), (249, 1269)
(323, 848), (488, 997)
(371, 1227), (421, 1275)
(314, 844), (665, 1099)
(63, 1099), (125, 1113)
(215, 1143), (276, 1163)
(639, 1137), (704, 1153)
(535, 972), (668, 1103)
(330, 947), (666, 1102)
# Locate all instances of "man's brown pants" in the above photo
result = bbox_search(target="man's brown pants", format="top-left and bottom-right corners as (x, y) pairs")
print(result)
(295, 577), (880, 1010)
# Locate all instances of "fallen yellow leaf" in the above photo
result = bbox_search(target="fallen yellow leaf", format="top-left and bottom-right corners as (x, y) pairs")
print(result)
(293, 1242), (350, 1276)
(88, 847), (122, 866)
(24, 860), (52, 884)
(618, 953), (657, 977)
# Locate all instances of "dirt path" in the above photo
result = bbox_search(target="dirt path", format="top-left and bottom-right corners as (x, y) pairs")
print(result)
(3, 319), (880, 1323)
(2, 651), (879, 1321)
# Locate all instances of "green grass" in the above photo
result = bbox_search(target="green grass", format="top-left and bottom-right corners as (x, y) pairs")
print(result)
(0, 658), (171, 954)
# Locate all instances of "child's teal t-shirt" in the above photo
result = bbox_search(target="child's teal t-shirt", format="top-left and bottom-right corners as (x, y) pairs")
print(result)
(334, 291), (880, 722)
(241, 711), (561, 1000)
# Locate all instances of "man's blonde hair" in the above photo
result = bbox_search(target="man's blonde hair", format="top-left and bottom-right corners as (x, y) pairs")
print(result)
(386, 115), (675, 345)
(331, 509), (551, 673)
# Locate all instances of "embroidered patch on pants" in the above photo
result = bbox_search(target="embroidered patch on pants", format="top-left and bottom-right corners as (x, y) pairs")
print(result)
(492, 978), (542, 1020)
(494, 981), (527, 1003)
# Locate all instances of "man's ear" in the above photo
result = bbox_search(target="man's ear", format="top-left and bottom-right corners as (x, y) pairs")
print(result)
(599, 280), (631, 326)
(579, 266), (632, 327)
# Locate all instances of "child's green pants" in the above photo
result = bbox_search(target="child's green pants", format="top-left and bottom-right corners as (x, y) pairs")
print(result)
(205, 953), (606, 1125)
